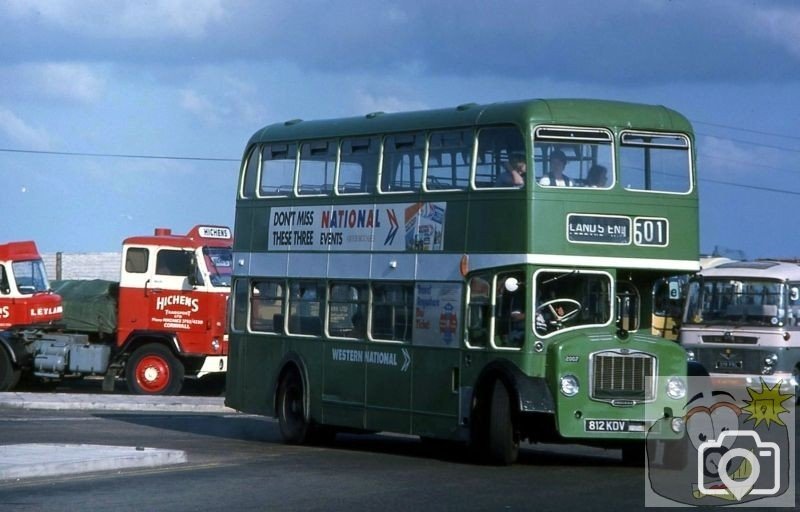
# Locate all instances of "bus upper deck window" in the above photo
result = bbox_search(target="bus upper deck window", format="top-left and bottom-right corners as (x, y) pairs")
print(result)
(474, 126), (525, 189)
(381, 133), (424, 193)
(620, 132), (691, 193)
(426, 129), (473, 191)
(298, 140), (336, 196)
(338, 137), (379, 195)
(241, 145), (260, 198)
(259, 143), (297, 197)
(533, 127), (613, 189)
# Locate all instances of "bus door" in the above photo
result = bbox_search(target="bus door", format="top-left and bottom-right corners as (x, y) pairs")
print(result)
(364, 282), (415, 432)
(461, 272), (528, 432)
(409, 282), (463, 437)
(322, 282), (367, 429)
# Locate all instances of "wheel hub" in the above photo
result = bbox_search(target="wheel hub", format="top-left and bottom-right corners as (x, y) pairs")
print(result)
(136, 355), (169, 392)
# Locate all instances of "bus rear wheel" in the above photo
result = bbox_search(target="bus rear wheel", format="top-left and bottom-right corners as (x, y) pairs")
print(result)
(0, 347), (21, 391)
(277, 370), (311, 444)
(487, 380), (519, 465)
(126, 343), (184, 395)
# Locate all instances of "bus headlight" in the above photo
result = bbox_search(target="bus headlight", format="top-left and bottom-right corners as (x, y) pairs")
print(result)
(762, 353), (778, 375)
(560, 375), (579, 397)
(211, 338), (221, 353)
(666, 377), (687, 400)
(685, 350), (695, 362)
(671, 416), (685, 434)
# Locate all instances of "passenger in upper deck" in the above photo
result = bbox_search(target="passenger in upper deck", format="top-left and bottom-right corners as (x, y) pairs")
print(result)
(497, 154), (527, 187)
(539, 149), (573, 187)
(585, 164), (608, 187)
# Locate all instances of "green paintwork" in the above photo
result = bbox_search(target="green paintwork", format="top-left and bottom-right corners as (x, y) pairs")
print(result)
(226, 98), (697, 448)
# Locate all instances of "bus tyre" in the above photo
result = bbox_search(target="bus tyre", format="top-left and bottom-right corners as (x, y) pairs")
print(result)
(126, 343), (184, 395)
(487, 381), (519, 465)
(660, 438), (689, 469)
(277, 370), (311, 444)
(0, 347), (21, 391)
(621, 443), (646, 466)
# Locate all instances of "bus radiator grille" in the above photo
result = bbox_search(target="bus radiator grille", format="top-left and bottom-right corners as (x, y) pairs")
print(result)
(590, 351), (655, 402)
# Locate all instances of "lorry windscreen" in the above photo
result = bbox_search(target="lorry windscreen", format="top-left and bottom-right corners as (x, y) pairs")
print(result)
(11, 259), (50, 294)
(204, 247), (232, 288)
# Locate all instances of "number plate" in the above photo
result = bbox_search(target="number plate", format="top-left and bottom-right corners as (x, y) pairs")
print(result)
(716, 360), (742, 370)
(585, 419), (640, 432)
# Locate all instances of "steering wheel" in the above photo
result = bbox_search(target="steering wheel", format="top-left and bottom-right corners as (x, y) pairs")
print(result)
(536, 298), (582, 324)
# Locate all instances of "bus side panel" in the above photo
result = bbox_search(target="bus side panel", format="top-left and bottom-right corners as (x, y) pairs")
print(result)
(365, 346), (412, 433)
(465, 194), (527, 253)
(225, 333), (277, 416)
(321, 339), (366, 429)
(410, 345), (461, 438)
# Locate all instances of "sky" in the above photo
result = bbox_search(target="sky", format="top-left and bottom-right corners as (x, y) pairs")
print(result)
(1, 0), (799, 259)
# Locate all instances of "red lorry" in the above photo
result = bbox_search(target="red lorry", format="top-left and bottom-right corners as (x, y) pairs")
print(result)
(0, 225), (232, 394)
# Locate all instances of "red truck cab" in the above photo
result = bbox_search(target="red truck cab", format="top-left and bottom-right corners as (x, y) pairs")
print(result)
(117, 226), (232, 394)
(0, 241), (63, 329)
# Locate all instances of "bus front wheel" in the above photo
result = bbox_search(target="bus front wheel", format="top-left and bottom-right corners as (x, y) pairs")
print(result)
(0, 347), (21, 391)
(487, 380), (519, 465)
(277, 370), (311, 444)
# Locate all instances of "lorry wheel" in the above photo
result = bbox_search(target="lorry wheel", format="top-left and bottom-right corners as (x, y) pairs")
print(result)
(486, 380), (519, 465)
(126, 344), (184, 395)
(277, 369), (311, 444)
(0, 347), (21, 391)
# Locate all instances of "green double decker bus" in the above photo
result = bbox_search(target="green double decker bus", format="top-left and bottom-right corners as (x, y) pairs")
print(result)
(225, 99), (698, 464)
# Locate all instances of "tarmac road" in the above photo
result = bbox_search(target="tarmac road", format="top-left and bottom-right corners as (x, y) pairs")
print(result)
(0, 392), (646, 512)
(0, 391), (230, 482)
(1, 391), (797, 510)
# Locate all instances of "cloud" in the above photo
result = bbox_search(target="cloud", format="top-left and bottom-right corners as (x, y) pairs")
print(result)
(178, 74), (267, 126)
(3, 0), (800, 85)
(3, 0), (227, 39)
(698, 134), (794, 183)
(353, 90), (429, 115)
(746, 5), (800, 59)
(0, 63), (105, 103)
(27, 63), (103, 102)
(116, 0), (227, 39)
(180, 88), (225, 124)
(0, 107), (52, 148)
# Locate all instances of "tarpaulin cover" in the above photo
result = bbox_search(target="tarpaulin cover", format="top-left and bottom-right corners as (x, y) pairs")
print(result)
(51, 279), (118, 334)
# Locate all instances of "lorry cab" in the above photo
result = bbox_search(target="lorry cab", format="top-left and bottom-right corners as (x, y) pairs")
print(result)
(0, 241), (63, 329)
(0, 228), (233, 395)
(116, 226), (232, 392)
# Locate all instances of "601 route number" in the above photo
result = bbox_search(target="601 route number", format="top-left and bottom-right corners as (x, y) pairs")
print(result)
(634, 217), (668, 247)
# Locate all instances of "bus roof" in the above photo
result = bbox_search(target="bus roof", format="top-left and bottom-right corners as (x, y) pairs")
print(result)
(698, 260), (800, 281)
(246, 98), (693, 146)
